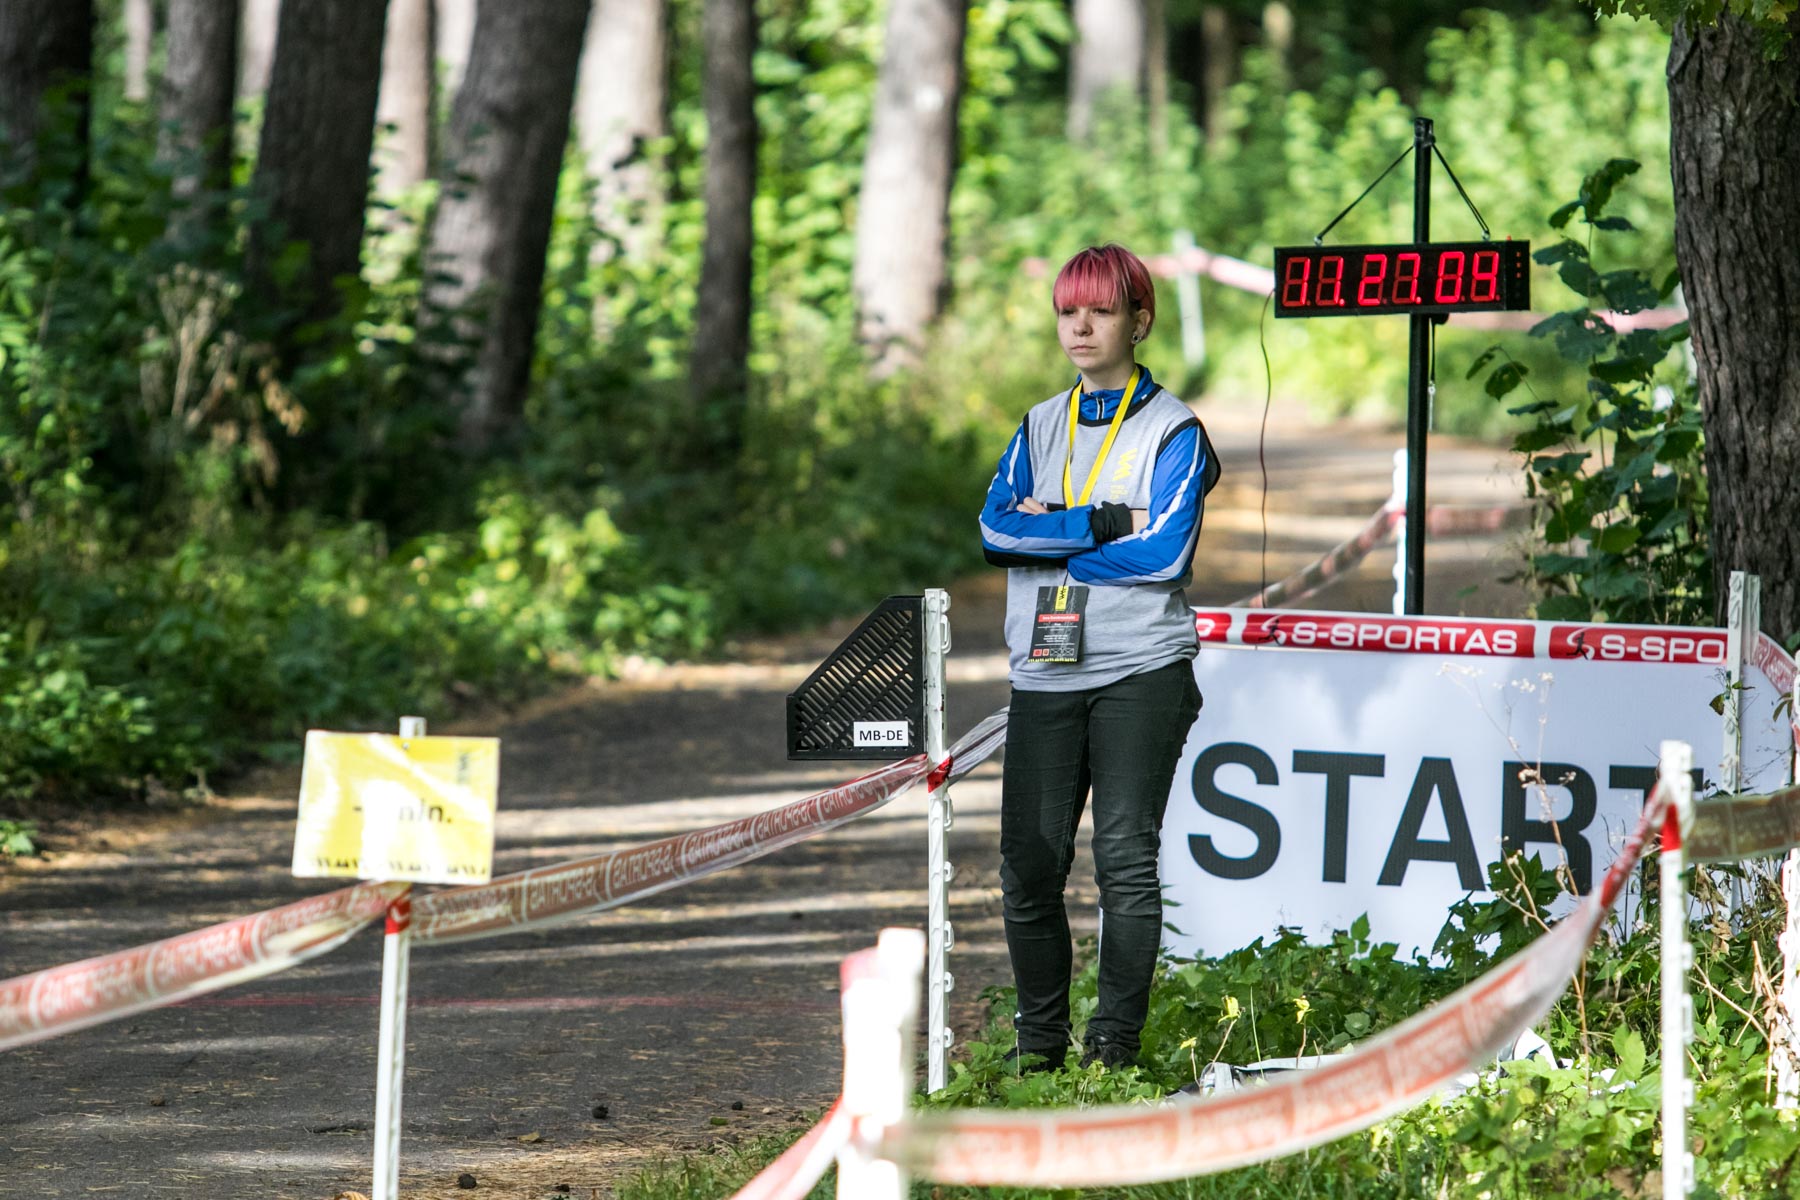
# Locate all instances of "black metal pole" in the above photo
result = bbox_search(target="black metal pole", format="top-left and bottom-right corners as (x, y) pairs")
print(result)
(1404, 117), (1433, 615)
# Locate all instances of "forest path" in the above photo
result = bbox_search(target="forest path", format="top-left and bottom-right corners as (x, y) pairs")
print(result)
(0, 406), (1527, 1200)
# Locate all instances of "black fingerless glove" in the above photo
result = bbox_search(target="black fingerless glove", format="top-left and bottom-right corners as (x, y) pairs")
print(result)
(1089, 501), (1133, 543)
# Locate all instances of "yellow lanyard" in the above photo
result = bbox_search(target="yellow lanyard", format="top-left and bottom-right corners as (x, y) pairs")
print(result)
(1062, 366), (1140, 508)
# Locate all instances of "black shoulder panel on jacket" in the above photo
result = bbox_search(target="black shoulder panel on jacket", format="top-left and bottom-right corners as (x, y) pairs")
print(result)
(984, 547), (1068, 570)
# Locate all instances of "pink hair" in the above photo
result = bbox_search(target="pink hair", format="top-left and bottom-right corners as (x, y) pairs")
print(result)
(1051, 244), (1156, 331)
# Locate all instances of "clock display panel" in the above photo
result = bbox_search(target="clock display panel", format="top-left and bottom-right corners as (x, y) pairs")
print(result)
(1272, 240), (1530, 318)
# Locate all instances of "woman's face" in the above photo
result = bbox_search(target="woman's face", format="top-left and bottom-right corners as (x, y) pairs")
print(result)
(1056, 296), (1148, 383)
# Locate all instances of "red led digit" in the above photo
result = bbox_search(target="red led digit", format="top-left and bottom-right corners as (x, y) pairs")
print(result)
(1281, 256), (1312, 308)
(1318, 255), (1345, 306)
(1434, 250), (1466, 304)
(1471, 250), (1500, 303)
(1356, 253), (1389, 306)
(1394, 253), (1422, 304)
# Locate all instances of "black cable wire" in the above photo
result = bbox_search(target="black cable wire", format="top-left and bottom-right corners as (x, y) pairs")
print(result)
(1312, 145), (1414, 245)
(1257, 291), (1274, 601)
(1431, 145), (1491, 239)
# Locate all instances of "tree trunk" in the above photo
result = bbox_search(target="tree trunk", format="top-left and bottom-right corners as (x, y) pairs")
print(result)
(690, 0), (757, 458)
(375, 0), (436, 198)
(1261, 1), (1293, 89)
(124, 0), (154, 103)
(419, 0), (589, 452)
(852, 0), (965, 375)
(1145, 0), (1168, 163)
(1198, 4), (1235, 147)
(1668, 13), (1800, 637)
(1068, 0), (1143, 143)
(0, 0), (94, 193)
(160, 0), (239, 239)
(238, 0), (279, 98)
(248, 0), (388, 335)
(436, 0), (476, 108)
(577, 0), (668, 261)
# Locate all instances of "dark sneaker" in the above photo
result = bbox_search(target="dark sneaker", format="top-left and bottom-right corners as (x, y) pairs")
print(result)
(1002, 1044), (1063, 1075)
(1079, 1038), (1137, 1071)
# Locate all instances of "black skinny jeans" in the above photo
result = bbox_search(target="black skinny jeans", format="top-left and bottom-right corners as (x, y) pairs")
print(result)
(1000, 659), (1202, 1055)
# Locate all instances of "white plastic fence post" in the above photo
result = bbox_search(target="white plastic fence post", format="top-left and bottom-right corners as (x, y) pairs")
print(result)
(1390, 449), (1407, 616)
(1781, 680), (1800, 1112)
(1660, 739), (1695, 1200)
(372, 715), (425, 1200)
(1172, 230), (1206, 370)
(1722, 571), (1756, 796)
(923, 588), (953, 1093)
(836, 928), (926, 1200)
(1722, 572), (1759, 917)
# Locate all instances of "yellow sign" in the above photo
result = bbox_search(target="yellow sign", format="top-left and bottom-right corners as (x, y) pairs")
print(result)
(292, 731), (500, 885)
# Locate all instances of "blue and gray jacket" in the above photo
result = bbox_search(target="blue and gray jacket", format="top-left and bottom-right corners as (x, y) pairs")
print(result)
(978, 368), (1219, 691)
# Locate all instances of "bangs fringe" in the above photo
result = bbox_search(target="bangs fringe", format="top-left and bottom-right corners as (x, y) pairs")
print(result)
(1051, 244), (1156, 322)
(1053, 255), (1129, 311)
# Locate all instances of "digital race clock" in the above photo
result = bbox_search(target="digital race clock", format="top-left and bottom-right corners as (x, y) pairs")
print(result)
(1272, 240), (1530, 318)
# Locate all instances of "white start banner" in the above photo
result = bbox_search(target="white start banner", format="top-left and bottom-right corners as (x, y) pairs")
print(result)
(1160, 607), (1795, 959)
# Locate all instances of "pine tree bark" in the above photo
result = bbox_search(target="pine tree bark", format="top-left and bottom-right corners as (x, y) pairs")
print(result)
(0, 0), (94, 193)
(577, 0), (667, 261)
(247, 0), (388, 335)
(1068, 0), (1144, 143)
(1668, 14), (1800, 636)
(690, 0), (757, 458)
(160, 0), (239, 236)
(1261, 1), (1293, 89)
(436, 0), (476, 106)
(852, 0), (965, 375)
(238, 0), (280, 99)
(1198, 4), (1235, 146)
(124, 0), (155, 103)
(375, 0), (437, 198)
(1145, 0), (1169, 162)
(419, 0), (589, 452)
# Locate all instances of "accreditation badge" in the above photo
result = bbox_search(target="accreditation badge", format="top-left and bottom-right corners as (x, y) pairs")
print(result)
(1029, 585), (1088, 663)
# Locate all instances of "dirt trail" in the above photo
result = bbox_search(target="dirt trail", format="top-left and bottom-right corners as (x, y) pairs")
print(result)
(0, 407), (1527, 1199)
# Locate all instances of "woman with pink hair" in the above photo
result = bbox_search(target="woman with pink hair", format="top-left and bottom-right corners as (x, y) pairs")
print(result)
(977, 243), (1219, 1073)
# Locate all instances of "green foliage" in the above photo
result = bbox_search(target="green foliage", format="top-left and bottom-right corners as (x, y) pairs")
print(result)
(615, 856), (1799, 1199)
(0, 0), (1702, 822)
(0, 61), (994, 810)
(0, 494), (715, 801)
(1181, 12), (1676, 430)
(1588, 0), (1797, 50)
(1473, 160), (1710, 625)
(0, 818), (38, 857)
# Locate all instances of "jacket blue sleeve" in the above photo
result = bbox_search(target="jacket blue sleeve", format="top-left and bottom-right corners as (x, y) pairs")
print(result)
(1066, 421), (1205, 585)
(978, 418), (1097, 563)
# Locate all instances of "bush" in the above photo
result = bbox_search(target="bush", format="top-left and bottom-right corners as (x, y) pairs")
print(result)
(613, 849), (1794, 1199)
(1474, 160), (1708, 626)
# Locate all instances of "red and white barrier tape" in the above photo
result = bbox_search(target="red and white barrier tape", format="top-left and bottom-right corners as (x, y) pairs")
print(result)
(729, 1100), (853, 1200)
(412, 711), (1010, 945)
(1424, 503), (1537, 537)
(885, 782), (1667, 1187)
(1233, 501), (1535, 611)
(1236, 505), (1400, 609)
(1687, 779), (1800, 863)
(0, 881), (406, 1052)
(1753, 630), (1797, 700)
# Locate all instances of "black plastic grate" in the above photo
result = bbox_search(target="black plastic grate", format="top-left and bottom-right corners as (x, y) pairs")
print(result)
(786, 596), (926, 760)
